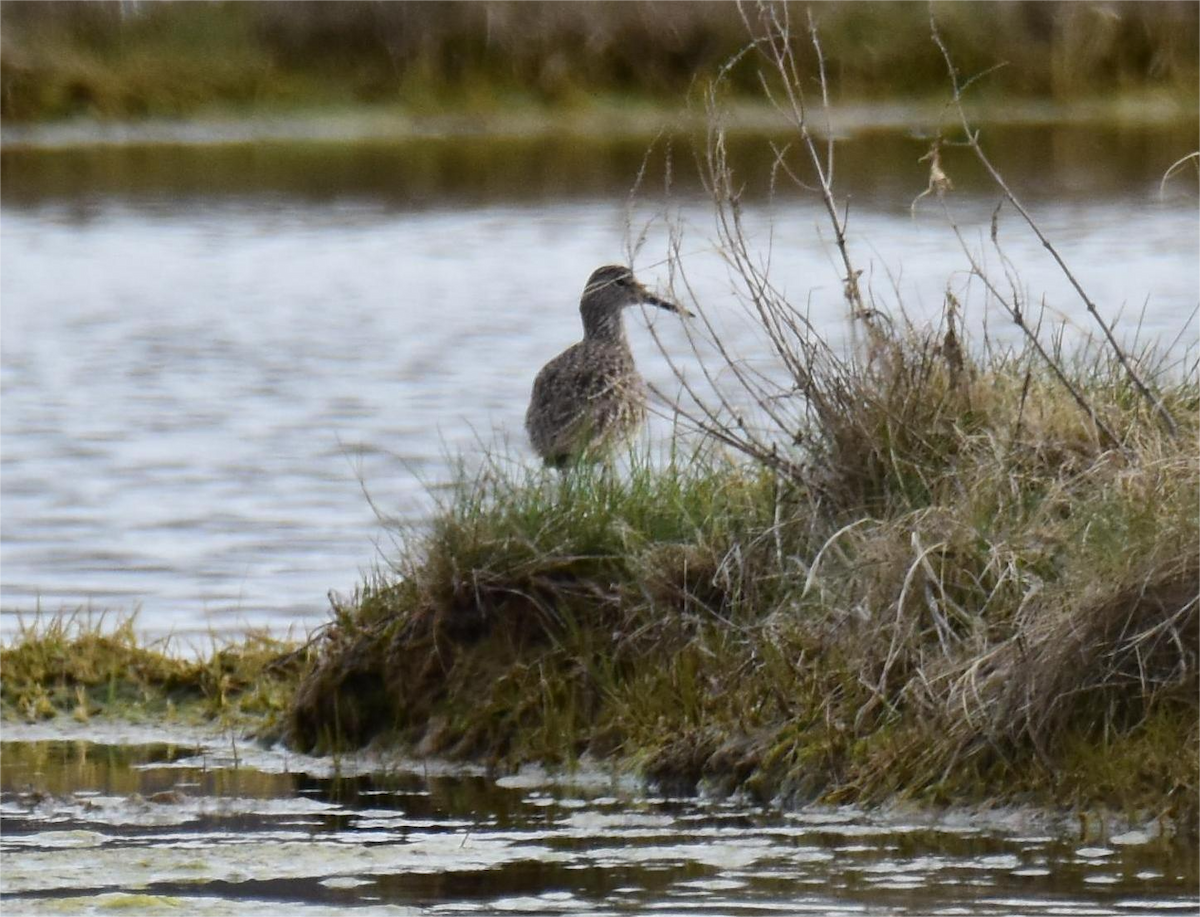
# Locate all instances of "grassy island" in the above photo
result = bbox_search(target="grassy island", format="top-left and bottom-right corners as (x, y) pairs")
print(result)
(287, 327), (1197, 817)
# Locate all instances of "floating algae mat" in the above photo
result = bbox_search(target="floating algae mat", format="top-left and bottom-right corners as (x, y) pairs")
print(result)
(1, 722), (1196, 916)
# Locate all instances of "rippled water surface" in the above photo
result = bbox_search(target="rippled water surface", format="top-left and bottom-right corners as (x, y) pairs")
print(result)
(2, 123), (1197, 640)
(2, 725), (1196, 916)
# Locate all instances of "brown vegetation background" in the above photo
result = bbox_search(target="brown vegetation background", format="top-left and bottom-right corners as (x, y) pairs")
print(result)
(2, 1), (1197, 121)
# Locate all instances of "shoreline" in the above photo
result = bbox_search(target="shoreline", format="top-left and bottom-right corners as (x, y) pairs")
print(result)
(0, 714), (1186, 849)
(0, 609), (1195, 830)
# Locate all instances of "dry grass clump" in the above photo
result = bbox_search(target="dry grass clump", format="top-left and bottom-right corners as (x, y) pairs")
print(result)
(990, 558), (1197, 749)
(284, 337), (1197, 823)
(824, 445), (1195, 787)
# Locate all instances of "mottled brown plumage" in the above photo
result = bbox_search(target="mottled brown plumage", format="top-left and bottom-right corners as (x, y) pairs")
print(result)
(526, 265), (688, 467)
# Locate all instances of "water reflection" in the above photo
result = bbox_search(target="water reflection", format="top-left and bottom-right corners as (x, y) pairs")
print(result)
(1, 734), (1196, 915)
(2, 120), (1196, 211)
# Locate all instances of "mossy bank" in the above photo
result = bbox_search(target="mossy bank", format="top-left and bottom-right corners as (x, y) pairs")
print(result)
(1, 615), (306, 731)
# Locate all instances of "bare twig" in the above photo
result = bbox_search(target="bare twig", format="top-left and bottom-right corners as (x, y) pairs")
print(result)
(937, 197), (1122, 449)
(740, 1), (877, 338)
(1159, 151), (1199, 198)
(928, 5), (1179, 440)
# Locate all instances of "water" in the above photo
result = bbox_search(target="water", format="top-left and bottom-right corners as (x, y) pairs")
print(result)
(2, 724), (1196, 916)
(2, 123), (1197, 641)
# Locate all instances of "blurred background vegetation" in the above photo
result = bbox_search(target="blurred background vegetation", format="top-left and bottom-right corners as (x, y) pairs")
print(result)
(2, 0), (1197, 122)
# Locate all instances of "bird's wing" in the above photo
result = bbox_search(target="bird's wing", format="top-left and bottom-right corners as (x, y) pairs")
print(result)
(525, 345), (623, 459)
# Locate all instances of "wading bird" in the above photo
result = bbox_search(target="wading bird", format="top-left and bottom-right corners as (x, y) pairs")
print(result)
(525, 265), (690, 467)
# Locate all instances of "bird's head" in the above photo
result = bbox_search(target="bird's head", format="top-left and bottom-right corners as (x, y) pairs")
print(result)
(580, 265), (690, 339)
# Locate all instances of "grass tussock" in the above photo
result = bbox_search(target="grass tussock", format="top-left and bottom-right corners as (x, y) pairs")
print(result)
(290, 453), (783, 755)
(0, 613), (307, 730)
(289, 335), (1198, 825)
(2, 1), (1196, 121)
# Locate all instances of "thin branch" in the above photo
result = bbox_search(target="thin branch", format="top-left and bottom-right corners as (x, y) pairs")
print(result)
(928, 5), (1179, 440)
(1159, 151), (1199, 199)
(938, 198), (1121, 449)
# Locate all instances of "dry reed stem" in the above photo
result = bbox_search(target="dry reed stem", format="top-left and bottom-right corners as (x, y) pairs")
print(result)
(927, 5), (1179, 441)
(738, 2), (876, 338)
(1159, 151), (1199, 198)
(935, 196), (1122, 450)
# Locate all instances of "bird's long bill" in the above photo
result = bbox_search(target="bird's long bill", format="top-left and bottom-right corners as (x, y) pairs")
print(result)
(639, 288), (695, 318)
